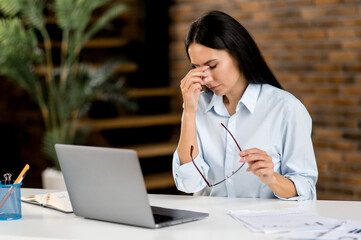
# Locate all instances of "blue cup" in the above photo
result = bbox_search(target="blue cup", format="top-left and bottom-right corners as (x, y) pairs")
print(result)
(0, 182), (22, 220)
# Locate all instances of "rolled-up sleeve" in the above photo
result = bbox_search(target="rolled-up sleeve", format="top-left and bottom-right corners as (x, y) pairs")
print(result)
(172, 149), (209, 193)
(276, 100), (318, 201)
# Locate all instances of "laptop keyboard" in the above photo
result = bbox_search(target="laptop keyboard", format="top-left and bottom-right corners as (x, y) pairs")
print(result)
(153, 213), (176, 224)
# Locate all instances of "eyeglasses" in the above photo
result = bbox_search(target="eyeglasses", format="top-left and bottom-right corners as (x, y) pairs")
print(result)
(190, 123), (245, 187)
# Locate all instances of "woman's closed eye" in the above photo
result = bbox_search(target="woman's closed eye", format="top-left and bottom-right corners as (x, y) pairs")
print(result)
(209, 64), (217, 69)
(189, 64), (217, 69)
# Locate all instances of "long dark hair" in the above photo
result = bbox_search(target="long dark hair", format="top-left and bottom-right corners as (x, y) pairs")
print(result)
(185, 10), (282, 89)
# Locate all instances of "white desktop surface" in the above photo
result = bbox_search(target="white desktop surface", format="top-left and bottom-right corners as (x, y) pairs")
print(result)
(1, 188), (361, 240)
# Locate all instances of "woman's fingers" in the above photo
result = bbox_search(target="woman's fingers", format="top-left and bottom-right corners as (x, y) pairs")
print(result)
(238, 148), (274, 183)
(240, 153), (269, 162)
(180, 66), (210, 111)
(246, 159), (273, 172)
(239, 148), (267, 158)
(181, 68), (208, 90)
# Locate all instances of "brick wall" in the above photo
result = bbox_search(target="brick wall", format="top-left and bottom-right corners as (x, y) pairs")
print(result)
(168, 0), (361, 200)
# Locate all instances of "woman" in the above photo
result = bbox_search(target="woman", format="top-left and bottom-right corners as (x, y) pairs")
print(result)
(172, 10), (318, 200)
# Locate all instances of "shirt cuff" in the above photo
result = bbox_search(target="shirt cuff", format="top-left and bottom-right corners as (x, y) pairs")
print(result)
(173, 150), (208, 193)
(173, 150), (204, 179)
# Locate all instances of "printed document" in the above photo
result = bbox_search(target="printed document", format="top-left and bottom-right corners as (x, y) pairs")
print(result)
(228, 207), (344, 234)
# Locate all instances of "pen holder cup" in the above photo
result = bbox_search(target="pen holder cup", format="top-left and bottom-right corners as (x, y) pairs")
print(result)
(0, 183), (22, 220)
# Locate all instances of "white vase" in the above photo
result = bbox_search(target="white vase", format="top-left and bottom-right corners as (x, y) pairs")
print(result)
(41, 168), (67, 190)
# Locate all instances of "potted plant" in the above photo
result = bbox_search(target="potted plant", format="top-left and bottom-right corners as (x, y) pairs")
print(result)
(0, 0), (132, 188)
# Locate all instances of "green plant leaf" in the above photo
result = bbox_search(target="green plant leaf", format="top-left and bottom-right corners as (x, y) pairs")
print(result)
(54, 0), (81, 30)
(0, 18), (44, 99)
(55, 0), (110, 31)
(21, 0), (46, 30)
(0, 0), (23, 16)
(0, 18), (43, 62)
(83, 3), (128, 44)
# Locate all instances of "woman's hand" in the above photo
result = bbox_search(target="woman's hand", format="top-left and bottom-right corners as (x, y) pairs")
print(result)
(239, 148), (298, 198)
(239, 148), (275, 185)
(180, 66), (209, 112)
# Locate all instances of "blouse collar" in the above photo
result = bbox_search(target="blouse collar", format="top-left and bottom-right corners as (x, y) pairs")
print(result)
(205, 83), (261, 115)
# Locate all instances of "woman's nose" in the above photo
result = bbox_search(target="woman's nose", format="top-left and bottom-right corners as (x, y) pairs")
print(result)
(203, 69), (212, 83)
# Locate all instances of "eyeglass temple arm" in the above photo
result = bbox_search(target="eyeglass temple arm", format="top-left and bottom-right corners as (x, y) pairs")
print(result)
(190, 145), (212, 187)
(221, 123), (242, 152)
(220, 123), (245, 182)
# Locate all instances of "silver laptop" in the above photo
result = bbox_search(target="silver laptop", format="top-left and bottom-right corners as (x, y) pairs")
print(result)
(55, 144), (208, 228)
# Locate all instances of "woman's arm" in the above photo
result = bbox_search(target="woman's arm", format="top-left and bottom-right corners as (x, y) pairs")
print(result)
(177, 66), (209, 165)
(177, 111), (198, 165)
(267, 173), (297, 198)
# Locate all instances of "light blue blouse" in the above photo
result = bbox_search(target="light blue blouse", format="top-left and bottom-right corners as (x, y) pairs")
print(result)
(172, 83), (318, 200)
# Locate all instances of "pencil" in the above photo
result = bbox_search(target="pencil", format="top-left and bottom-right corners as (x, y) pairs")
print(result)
(14, 164), (30, 184)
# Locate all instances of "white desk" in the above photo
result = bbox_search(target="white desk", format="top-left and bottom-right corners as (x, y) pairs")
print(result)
(1, 188), (361, 240)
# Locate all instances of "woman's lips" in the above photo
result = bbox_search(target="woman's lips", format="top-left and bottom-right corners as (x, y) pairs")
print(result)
(209, 85), (220, 91)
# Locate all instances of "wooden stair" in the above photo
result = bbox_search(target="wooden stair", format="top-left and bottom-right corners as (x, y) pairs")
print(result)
(144, 171), (175, 190)
(39, 38), (130, 49)
(127, 87), (178, 98)
(77, 113), (181, 131)
(127, 142), (177, 159)
(35, 62), (138, 76)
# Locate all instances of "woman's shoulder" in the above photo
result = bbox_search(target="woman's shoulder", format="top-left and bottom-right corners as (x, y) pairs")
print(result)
(261, 84), (301, 106)
(260, 84), (310, 118)
(261, 84), (310, 119)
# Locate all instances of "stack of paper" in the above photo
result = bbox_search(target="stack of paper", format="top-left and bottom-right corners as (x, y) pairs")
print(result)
(318, 221), (361, 240)
(278, 221), (361, 240)
(228, 207), (348, 239)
